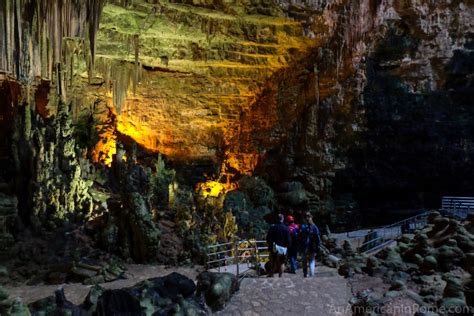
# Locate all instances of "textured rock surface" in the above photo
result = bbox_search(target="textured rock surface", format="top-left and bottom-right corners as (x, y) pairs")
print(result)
(197, 271), (239, 311)
(0, 0), (473, 224)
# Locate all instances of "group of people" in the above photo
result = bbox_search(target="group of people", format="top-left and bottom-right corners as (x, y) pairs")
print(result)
(266, 211), (321, 278)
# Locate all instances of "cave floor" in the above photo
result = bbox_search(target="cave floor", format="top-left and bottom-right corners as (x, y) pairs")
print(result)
(218, 265), (351, 316)
(4, 264), (203, 305)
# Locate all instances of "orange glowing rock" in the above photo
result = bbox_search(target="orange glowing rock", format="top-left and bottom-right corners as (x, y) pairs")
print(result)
(224, 152), (260, 176)
(197, 180), (238, 198)
(93, 136), (117, 167)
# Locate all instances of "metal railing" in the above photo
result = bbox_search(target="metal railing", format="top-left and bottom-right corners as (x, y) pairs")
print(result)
(206, 240), (269, 277)
(206, 210), (439, 273)
(442, 196), (474, 219)
(356, 211), (430, 254)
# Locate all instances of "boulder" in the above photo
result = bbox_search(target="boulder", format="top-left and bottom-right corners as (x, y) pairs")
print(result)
(81, 284), (105, 313)
(27, 273), (206, 316)
(431, 217), (449, 234)
(342, 240), (355, 257)
(95, 288), (142, 315)
(427, 211), (441, 224)
(436, 240), (465, 271)
(400, 234), (415, 244)
(389, 280), (406, 291)
(382, 248), (408, 271)
(365, 257), (385, 276)
(420, 256), (438, 274)
(96, 272), (203, 315)
(384, 290), (402, 299)
(454, 233), (474, 253)
(438, 297), (467, 313)
(402, 234), (433, 262)
(196, 272), (239, 311)
(338, 255), (367, 277)
(28, 296), (57, 315)
(8, 298), (31, 316)
(442, 275), (465, 301)
(405, 290), (424, 305)
(28, 288), (83, 315)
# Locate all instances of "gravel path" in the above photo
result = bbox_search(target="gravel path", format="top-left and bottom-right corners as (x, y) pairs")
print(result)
(218, 266), (351, 316)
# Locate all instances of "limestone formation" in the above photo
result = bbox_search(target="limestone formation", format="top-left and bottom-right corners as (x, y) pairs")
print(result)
(0, 193), (17, 256)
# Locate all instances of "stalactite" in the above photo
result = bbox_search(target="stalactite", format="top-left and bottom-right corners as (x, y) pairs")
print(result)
(94, 45), (142, 114)
(87, 0), (105, 70)
(0, 0), (105, 83)
(133, 34), (139, 96)
(314, 64), (320, 108)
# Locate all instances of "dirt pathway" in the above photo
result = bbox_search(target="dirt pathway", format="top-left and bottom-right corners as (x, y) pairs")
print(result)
(4, 264), (204, 305)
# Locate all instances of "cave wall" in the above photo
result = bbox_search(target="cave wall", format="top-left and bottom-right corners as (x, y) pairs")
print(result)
(0, 0), (472, 227)
(336, 6), (474, 212)
(265, 0), (474, 222)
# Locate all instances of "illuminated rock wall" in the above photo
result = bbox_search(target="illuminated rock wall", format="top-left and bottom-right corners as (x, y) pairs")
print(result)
(89, 0), (315, 169)
(1, 0), (472, 214)
(87, 0), (392, 176)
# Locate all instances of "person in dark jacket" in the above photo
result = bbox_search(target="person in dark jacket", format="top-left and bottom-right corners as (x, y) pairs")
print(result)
(299, 211), (321, 277)
(266, 214), (291, 277)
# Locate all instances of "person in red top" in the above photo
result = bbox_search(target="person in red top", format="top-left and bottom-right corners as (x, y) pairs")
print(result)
(286, 215), (300, 274)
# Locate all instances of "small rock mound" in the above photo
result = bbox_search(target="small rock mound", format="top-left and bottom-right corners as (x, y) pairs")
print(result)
(197, 271), (239, 311)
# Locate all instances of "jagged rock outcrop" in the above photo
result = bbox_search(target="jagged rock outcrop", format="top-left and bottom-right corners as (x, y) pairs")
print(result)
(24, 272), (238, 315)
(10, 101), (95, 227)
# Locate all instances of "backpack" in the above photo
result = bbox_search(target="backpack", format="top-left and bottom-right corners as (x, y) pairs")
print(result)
(299, 224), (321, 252)
(288, 224), (298, 246)
(288, 224), (298, 237)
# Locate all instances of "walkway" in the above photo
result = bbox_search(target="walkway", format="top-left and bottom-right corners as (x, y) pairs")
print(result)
(217, 266), (351, 316)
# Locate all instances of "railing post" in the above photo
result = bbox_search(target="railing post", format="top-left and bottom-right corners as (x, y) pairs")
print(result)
(235, 241), (240, 277)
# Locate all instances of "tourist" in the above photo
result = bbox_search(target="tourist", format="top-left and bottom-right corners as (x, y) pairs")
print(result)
(286, 215), (299, 273)
(299, 211), (321, 277)
(266, 214), (291, 277)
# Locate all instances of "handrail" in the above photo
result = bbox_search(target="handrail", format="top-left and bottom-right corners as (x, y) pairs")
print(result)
(206, 239), (269, 277)
(441, 196), (474, 220)
(206, 210), (442, 274)
(358, 211), (430, 254)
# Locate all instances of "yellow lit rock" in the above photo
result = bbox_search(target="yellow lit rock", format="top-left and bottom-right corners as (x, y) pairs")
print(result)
(88, 0), (316, 175)
(197, 180), (238, 198)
